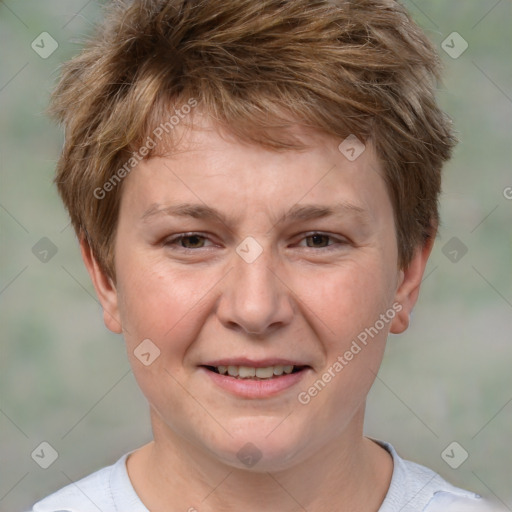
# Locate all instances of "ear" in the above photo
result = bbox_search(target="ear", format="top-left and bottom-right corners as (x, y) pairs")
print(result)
(80, 236), (123, 334)
(390, 232), (436, 334)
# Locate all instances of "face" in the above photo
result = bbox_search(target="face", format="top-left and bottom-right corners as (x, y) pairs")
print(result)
(84, 114), (428, 472)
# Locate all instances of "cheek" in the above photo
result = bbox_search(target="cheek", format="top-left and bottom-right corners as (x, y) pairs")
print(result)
(115, 259), (211, 409)
(292, 260), (394, 406)
(296, 260), (395, 414)
(115, 255), (211, 354)
(302, 259), (396, 343)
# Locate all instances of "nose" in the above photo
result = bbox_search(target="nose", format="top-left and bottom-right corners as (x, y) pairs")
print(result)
(216, 242), (294, 337)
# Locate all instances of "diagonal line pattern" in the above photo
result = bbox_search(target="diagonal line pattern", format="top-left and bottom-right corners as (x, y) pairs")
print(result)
(0, 408), (29, 439)
(162, 162), (238, 240)
(0, 265), (28, 296)
(61, 471), (104, 511)
(471, 471), (511, 511)
(471, 395), (512, 439)
(163, 267), (234, 337)
(0, 62), (29, 93)
(61, 368), (132, 439)
(60, 265), (128, 334)
(471, 265), (512, 309)
(0, 0), (29, 29)
(472, 61), (512, 104)
(471, 0), (503, 30)
(398, 475), (436, 511)
(61, 0), (95, 29)
(405, 0), (440, 30)
(266, 267), (337, 335)
(0, 203), (29, 233)
(470, 205), (499, 233)
(0, 472), (29, 502)
(200, 470), (234, 504)
(266, 473), (309, 511)
(421, 265), (438, 284)
(60, 221), (71, 233)
(372, 371), (439, 438)
(265, 410), (294, 438)
(265, 163), (337, 236)
(163, 368), (233, 437)
(61, 265), (99, 304)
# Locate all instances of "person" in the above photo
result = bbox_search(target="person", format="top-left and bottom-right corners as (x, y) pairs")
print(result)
(30, 0), (502, 510)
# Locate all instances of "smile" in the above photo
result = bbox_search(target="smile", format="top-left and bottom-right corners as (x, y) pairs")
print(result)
(199, 364), (311, 398)
(204, 364), (305, 379)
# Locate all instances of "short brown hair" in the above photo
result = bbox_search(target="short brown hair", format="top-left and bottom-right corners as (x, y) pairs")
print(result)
(49, 0), (456, 281)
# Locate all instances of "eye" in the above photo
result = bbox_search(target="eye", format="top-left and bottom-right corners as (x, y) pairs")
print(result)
(297, 232), (348, 250)
(164, 233), (212, 250)
(163, 232), (348, 252)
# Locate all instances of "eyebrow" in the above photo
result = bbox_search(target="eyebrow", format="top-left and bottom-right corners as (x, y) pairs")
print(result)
(140, 201), (370, 226)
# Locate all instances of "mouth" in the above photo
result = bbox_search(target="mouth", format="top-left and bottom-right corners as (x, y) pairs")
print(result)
(201, 364), (308, 380)
(199, 361), (312, 398)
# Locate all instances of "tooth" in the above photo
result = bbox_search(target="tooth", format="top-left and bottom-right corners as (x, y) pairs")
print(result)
(255, 366), (274, 378)
(273, 365), (284, 376)
(217, 364), (299, 378)
(239, 366), (256, 378)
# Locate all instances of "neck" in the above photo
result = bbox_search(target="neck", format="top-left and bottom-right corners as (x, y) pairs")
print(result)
(127, 407), (393, 512)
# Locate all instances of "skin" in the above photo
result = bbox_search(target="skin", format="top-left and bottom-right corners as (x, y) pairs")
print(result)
(81, 113), (434, 512)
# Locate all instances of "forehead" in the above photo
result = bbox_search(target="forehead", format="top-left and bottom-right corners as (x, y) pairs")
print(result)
(119, 114), (389, 226)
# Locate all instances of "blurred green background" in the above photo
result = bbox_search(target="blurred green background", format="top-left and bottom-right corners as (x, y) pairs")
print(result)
(0, 1), (511, 511)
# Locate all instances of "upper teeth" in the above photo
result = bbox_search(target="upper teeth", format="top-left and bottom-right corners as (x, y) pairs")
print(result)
(216, 365), (295, 378)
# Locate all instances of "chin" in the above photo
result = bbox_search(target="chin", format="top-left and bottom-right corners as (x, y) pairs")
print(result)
(207, 422), (308, 472)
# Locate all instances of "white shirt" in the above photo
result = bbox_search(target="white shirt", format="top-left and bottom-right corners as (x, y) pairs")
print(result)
(30, 441), (494, 511)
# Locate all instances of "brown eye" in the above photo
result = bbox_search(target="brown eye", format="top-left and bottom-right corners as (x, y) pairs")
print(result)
(296, 232), (349, 251)
(179, 235), (206, 249)
(164, 233), (211, 250)
(305, 234), (331, 248)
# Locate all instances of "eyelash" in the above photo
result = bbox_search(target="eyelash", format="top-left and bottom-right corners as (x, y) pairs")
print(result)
(163, 232), (349, 252)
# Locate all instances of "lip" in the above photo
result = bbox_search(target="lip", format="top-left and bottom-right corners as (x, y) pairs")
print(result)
(198, 365), (311, 399)
(201, 358), (310, 368)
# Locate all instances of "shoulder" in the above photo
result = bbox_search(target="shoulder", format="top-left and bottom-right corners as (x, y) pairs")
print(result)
(29, 454), (130, 512)
(375, 440), (490, 512)
(425, 492), (507, 511)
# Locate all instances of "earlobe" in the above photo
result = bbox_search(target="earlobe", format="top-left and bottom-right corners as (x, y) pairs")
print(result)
(390, 234), (436, 335)
(79, 236), (123, 334)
